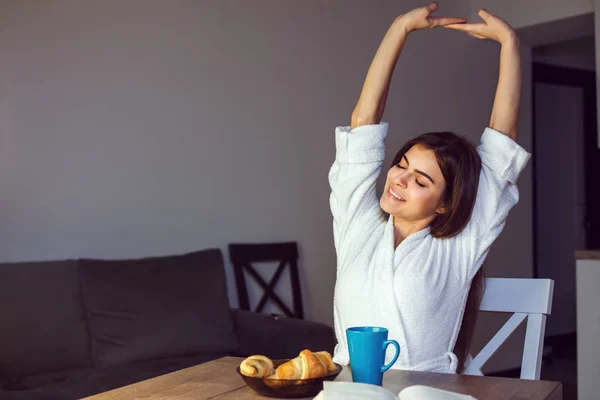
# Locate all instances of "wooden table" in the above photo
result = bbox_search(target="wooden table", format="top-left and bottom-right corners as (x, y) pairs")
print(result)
(83, 356), (562, 400)
(575, 250), (600, 260)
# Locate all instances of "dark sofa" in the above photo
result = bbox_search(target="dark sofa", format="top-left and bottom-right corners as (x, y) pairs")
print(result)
(0, 249), (335, 399)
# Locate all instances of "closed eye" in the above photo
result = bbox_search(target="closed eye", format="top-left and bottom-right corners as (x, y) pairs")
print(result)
(403, 154), (435, 185)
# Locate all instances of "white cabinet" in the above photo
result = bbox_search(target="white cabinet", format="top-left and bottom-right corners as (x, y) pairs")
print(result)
(576, 252), (600, 400)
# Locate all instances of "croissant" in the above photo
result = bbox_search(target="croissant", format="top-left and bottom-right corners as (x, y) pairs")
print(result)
(274, 349), (328, 380)
(240, 355), (275, 378)
(315, 351), (337, 374)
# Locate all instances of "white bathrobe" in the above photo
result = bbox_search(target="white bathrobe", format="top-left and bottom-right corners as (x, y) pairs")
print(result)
(329, 122), (530, 373)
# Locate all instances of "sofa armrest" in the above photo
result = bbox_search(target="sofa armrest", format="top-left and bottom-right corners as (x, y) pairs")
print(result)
(231, 309), (336, 359)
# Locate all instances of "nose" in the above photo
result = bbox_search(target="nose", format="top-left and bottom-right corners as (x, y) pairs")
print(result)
(395, 170), (409, 188)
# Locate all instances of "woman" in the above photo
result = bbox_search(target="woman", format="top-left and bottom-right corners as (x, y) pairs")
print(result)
(329, 3), (530, 374)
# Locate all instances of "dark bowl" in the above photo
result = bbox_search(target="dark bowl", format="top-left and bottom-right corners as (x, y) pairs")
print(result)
(236, 359), (343, 398)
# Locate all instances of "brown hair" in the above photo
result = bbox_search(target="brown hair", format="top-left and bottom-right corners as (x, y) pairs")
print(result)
(390, 131), (484, 372)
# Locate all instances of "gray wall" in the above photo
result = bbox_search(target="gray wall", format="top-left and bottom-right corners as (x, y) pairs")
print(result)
(472, 0), (593, 29)
(534, 36), (596, 71)
(0, 0), (533, 371)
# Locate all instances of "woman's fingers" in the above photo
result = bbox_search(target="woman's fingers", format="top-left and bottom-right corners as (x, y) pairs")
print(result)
(469, 32), (487, 40)
(444, 22), (486, 33)
(477, 8), (495, 22)
(444, 23), (490, 39)
(424, 2), (438, 13)
(477, 9), (506, 27)
(422, 2), (466, 27)
(400, 3), (467, 32)
(431, 16), (467, 27)
(445, 9), (516, 43)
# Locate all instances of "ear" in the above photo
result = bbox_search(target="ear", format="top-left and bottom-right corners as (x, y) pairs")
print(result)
(436, 204), (447, 215)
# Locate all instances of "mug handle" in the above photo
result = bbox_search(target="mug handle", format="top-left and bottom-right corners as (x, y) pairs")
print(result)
(381, 340), (400, 373)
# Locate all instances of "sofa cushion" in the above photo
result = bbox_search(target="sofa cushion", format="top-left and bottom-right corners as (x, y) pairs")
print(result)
(79, 249), (238, 366)
(0, 260), (91, 378)
(232, 309), (336, 359)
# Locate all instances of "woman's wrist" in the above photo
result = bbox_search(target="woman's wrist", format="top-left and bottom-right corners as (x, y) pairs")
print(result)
(500, 31), (519, 47)
(392, 15), (412, 36)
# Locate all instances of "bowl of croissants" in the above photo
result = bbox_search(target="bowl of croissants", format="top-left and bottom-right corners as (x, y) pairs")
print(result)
(237, 349), (342, 398)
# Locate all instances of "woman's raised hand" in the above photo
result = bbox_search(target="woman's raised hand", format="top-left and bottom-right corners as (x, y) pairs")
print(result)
(397, 2), (466, 33)
(444, 9), (517, 45)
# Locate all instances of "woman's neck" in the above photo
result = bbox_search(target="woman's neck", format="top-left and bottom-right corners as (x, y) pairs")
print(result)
(393, 216), (433, 247)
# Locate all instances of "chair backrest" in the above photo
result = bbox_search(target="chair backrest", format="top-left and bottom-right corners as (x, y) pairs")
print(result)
(228, 242), (303, 319)
(463, 278), (554, 380)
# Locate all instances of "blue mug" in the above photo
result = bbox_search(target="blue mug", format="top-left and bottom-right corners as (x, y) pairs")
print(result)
(346, 326), (400, 385)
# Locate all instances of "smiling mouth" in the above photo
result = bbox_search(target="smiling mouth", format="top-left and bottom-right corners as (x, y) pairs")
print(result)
(388, 188), (406, 202)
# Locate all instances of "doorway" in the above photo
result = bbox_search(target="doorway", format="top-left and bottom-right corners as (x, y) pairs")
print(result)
(533, 61), (597, 337)
(532, 36), (599, 344)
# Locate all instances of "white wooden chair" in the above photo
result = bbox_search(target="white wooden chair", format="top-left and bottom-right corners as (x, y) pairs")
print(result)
(463, 278), (554, 380)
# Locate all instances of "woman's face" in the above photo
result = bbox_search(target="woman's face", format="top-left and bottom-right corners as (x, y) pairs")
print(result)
(380, 144), (447, 223)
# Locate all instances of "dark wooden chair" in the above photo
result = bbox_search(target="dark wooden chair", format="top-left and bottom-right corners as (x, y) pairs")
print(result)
(228, 242), (304, 319)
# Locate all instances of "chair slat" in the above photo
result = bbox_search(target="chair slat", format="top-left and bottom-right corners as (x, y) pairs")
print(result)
(479, 278), (554, 314)
(466, 313), (527, 373)
(521, 314), (547, 380)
